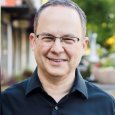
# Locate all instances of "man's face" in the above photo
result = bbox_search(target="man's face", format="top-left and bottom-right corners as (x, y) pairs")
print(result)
(30, 6), (88, 77)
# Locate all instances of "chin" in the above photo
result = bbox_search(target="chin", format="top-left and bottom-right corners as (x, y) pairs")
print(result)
(47, 69), (68, 77)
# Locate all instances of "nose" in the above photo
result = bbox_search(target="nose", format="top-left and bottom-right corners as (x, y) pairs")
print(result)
(50, 38), (64, 54)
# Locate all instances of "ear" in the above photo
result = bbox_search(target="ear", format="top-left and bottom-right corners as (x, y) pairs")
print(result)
(29, 33), (36, 50)
(82, 37), (89, 55)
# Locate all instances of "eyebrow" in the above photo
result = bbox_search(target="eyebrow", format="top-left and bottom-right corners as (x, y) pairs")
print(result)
(39, 32), (78, 38)
(39, 32), (55, 37)
(62, 34), (79, 38)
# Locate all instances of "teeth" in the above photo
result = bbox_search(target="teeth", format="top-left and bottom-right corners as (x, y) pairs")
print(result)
(54, 60), (62, 62)
(47, 57), (67, 62)
(48, 58), (63, 62)
(51, 59), (62, 62)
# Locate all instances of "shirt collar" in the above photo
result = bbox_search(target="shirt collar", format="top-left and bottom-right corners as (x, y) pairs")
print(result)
(72, 69), (88, 99)
(25, 68), (42, 96)
(25, 68), (88, 99)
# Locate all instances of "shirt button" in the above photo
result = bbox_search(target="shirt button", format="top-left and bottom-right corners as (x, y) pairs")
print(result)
(54, 106), (58, 110)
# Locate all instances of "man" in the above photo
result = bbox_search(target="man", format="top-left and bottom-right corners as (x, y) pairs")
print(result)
(2, 0), (115, 115)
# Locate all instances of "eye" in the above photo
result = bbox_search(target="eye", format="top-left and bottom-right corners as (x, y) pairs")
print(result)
(62, 37), (76, 44)
(41, 36), (55, 42)
(77, 38), (80, 41)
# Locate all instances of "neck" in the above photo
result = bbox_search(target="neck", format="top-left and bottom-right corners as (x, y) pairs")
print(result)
(38, 69), (75, 102)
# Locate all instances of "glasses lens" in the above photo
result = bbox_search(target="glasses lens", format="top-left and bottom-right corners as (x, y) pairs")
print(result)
(37, 34), (80, 47)
(40, 35), (54, 47)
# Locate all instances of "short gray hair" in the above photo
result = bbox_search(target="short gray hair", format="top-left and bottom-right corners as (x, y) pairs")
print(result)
(34, 0), (87, 36)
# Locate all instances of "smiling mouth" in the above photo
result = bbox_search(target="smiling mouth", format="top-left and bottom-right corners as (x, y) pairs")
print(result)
(47, 57), (68, 62)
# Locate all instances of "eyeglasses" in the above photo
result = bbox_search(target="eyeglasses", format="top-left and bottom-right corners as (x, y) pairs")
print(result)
(35, 33), (80, 47)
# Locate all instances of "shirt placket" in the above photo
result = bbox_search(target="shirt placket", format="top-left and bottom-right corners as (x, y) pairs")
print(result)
(52, 105), (59, 115)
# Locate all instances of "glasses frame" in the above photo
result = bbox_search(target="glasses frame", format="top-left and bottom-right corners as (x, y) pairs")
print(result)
(35, 33), (81, 47)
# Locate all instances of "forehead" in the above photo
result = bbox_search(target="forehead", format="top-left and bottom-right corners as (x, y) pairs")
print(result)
(37, 6), (82, 36)
(39, 5), (80, 21)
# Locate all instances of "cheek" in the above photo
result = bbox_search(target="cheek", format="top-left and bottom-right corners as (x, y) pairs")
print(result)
(35, 45), (50, 58)
(33, 45), (42, 60)
(66, 46), (83, 64)
(67, 46), (83, 58)
(70, 46), (83, 66)
(74, 49), (83, 61)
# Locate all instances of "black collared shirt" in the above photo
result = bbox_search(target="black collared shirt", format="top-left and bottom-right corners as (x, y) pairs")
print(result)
(1, 68), (115, 115)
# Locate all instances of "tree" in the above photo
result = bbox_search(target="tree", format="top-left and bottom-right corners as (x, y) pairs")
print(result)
(73, 0), (115, 46)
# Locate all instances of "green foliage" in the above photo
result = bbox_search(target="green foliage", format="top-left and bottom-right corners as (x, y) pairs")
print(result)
(109, 45), (115, 53)
(73, 0), (115, 46)
(97, 45), (108, 57)
(101, 58), (115, 68)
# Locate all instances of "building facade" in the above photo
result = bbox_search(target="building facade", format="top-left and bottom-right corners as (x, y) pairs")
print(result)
(1, 0), (48, 83)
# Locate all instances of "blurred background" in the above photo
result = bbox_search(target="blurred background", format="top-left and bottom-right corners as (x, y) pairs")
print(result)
(1, 0), (115, 96)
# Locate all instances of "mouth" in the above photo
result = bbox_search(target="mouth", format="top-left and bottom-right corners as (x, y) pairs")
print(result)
(47, 57), (68, 62)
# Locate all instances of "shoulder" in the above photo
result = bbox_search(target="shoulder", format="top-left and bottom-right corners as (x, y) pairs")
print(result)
(85, 80), (115, 103)
(1, 78), (30, 99)
(85, 81), (115, 114)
